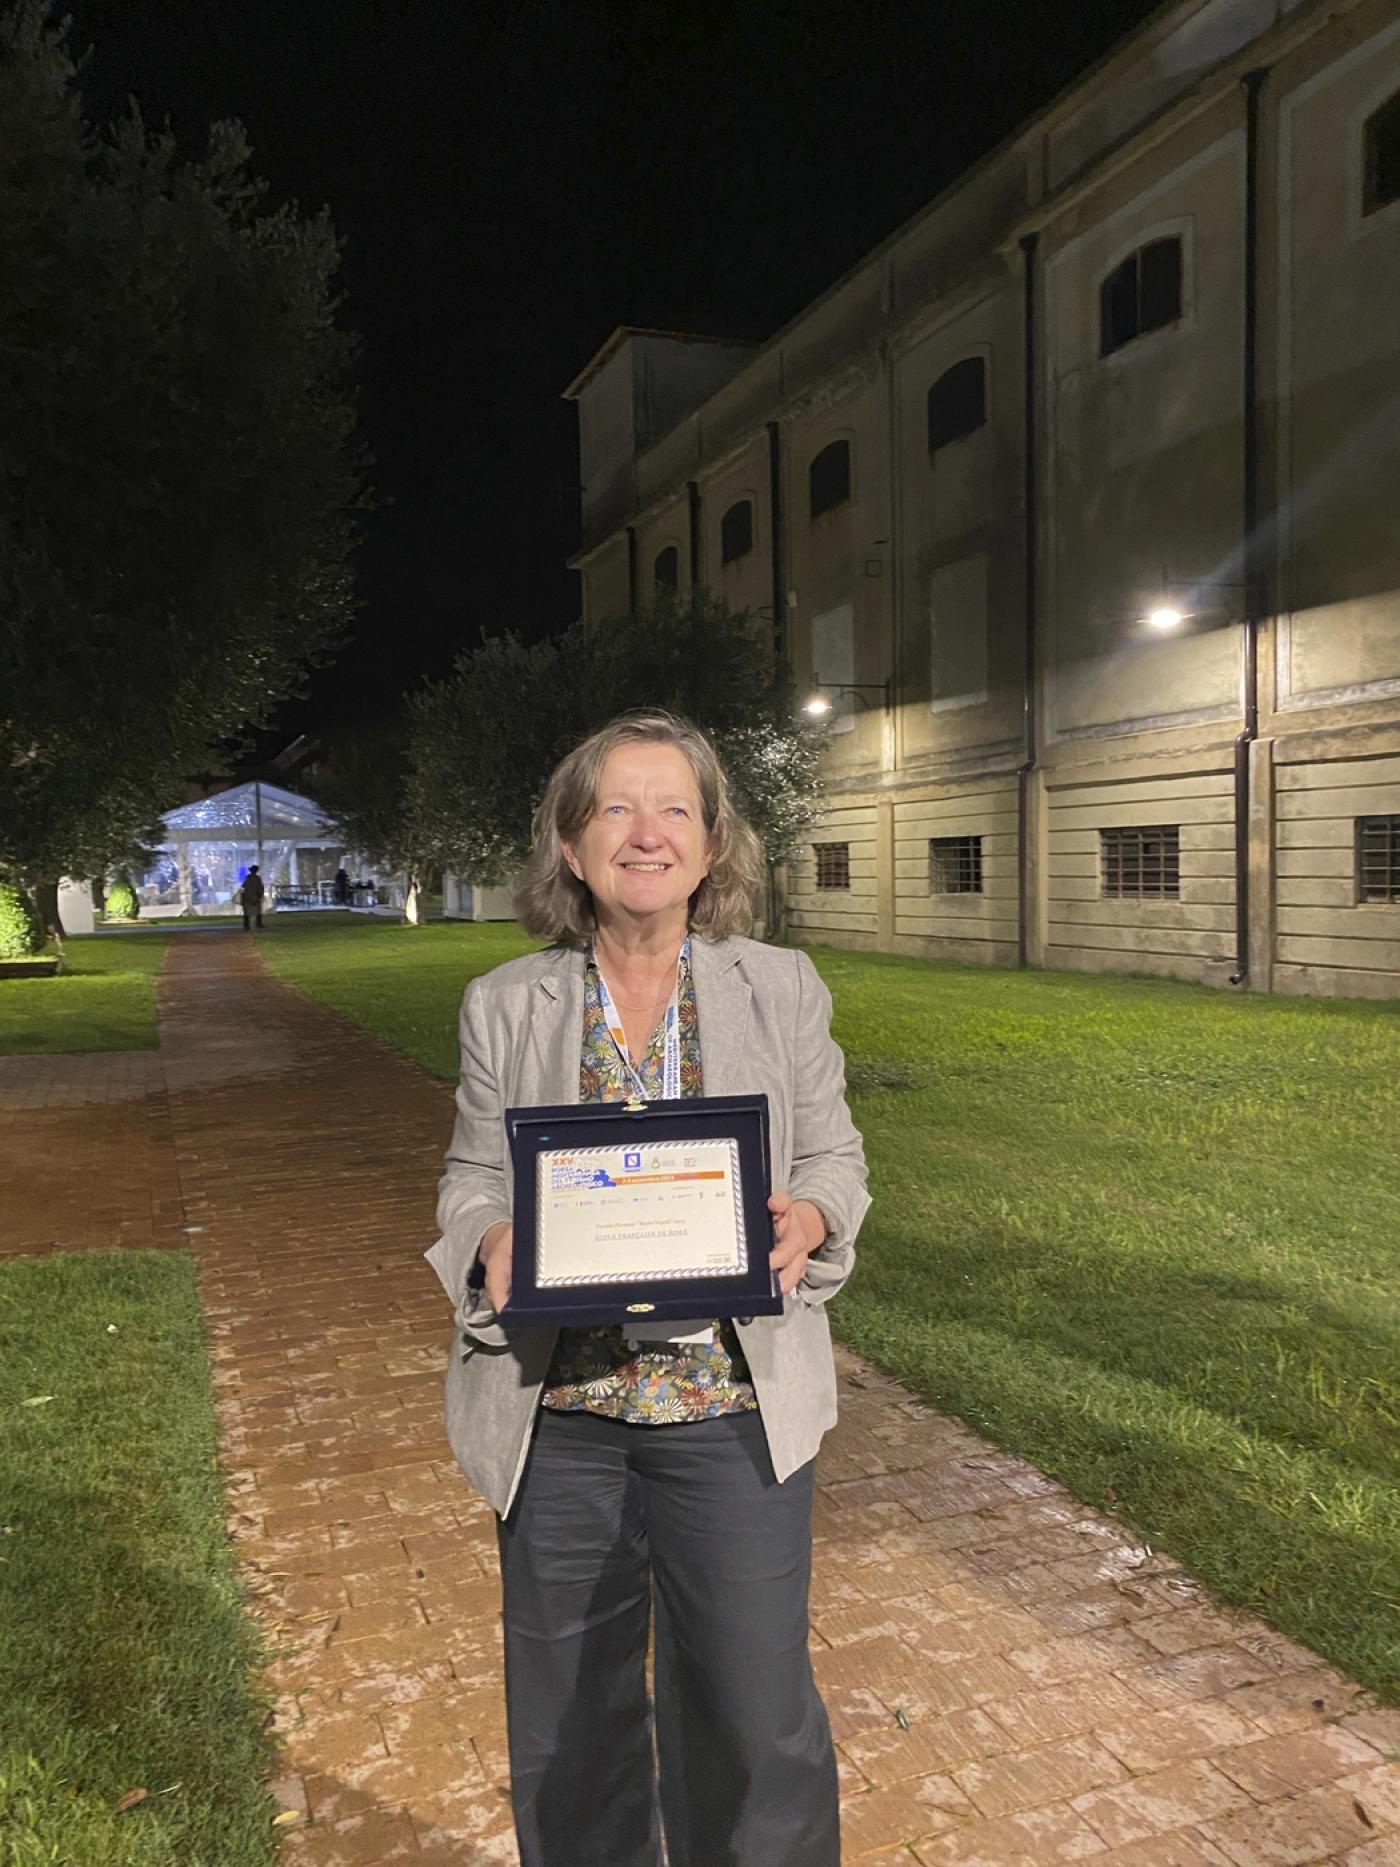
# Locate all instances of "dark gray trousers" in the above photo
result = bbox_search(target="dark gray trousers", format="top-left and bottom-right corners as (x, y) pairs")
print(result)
(496, 1407), (839, 1867)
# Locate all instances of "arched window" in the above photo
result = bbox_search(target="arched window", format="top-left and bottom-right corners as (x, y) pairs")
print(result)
(927, 357), (987, 453)
(1099, 237), (1182, 357)
(1364, 90), (1400, 215)
(721, 499), (754, 564)
(653, 545), (679, 592)
(808, 440), (851, 519)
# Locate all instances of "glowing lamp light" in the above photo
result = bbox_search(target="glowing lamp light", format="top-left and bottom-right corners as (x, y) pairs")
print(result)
(1146, 605), (1185, 631)
(802, 694), (832, 717)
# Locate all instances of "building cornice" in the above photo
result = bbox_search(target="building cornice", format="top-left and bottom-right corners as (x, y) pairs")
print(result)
(562, 325), (756, 401)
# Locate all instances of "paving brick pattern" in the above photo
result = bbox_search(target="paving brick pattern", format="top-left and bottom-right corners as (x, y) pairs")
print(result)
(3, 930), (1397, 1865)
(0, 1050), (185, 1258)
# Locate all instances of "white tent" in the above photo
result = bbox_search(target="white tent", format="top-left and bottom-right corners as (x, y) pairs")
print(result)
(136, 781), (395, 916)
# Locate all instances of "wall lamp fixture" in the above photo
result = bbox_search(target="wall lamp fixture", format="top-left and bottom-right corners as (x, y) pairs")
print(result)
(802, 677), (891, 717)
(1136, 572), (1259, 634)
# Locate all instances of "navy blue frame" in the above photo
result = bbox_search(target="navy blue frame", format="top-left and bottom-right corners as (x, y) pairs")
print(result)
(502, 1093), (781, 1328)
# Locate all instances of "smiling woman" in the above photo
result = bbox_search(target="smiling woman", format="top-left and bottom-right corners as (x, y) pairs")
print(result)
(560, 739), (712, 1026)
(515, 712), (763, 953)
(425, 710), (871, 1867)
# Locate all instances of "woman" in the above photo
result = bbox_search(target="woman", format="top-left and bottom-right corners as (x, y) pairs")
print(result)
(426, 712), (869, 1867)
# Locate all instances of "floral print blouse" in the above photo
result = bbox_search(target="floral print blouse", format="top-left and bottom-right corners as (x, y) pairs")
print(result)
(540, 943), (758, 1423)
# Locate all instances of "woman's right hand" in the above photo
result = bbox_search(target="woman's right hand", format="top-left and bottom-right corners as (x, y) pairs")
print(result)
(479, 1221), (513, 1316)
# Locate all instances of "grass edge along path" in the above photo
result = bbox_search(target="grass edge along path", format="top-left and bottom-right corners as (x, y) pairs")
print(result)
(836, 1301), (1400, 1702)
(258, 914), (534, 1078)
(0, 931), (172, 1056)
(0, 1251), (279, 1867)
(820, 945), (1400, 1706)
(261, 917), (1400, 1705)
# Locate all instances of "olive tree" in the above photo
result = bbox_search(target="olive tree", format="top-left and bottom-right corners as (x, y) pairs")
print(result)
(406, 598), (824, 932)
(0, 5), (368, 930)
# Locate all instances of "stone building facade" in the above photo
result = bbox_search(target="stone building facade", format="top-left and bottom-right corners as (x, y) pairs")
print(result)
(564, 0), (1400, 999)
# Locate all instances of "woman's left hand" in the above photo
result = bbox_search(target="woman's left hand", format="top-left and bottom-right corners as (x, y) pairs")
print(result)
(768, 1192), (828, 1296)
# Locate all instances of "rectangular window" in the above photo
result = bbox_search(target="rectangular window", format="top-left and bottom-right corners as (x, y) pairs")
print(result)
(1100, 825), (1180, 899)
(811, 602), (856, 733)
(814, 842), (850, 891)
(930, 836), (983, 894)
(812, 603), (855, 686)
(1357, 815), (1400, 902)
(929, 554), (989, 711)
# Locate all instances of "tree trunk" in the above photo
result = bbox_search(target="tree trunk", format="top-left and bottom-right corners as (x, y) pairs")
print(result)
(35, 878), (66, 945)
(764, 861), (789, 945)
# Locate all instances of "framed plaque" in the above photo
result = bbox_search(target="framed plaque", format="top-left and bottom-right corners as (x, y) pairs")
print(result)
(499, 1093), (782, 1328)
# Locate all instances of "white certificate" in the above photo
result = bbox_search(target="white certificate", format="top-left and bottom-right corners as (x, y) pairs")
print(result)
(535, 1138), (746, 1287)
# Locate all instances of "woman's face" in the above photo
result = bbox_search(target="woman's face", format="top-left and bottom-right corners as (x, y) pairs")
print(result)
(562, 742), (711, 931)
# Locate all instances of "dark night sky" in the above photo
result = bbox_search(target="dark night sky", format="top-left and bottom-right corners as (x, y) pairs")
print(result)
(66, 0), (1162, 754)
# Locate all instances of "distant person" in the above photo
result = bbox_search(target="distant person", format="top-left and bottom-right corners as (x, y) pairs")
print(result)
(333, 866), (351, 905)
(239, 865), (265, 932)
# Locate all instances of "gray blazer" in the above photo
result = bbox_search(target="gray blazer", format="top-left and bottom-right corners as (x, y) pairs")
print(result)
(425, 933), (871, 1517)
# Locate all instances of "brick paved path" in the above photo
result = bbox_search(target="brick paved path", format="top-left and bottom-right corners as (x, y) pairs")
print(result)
(0, 1049), (183, 1258)
(4, 931), (1398, 1865)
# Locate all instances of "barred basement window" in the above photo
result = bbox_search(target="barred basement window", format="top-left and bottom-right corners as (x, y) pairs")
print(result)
(1357, 815), (1400, 901)
(930, 835), (983, 894)
(814, 842), (850, 891)
(1100, 825), (1180, 899)
(721, 499), (754, 564)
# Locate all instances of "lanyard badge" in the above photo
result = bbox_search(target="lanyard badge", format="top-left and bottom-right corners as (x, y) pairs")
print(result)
(592, 941), (710, 1348)
(595, 939), (687, 1102)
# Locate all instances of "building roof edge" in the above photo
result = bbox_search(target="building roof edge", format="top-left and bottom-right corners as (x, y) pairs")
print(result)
(562, 324), (758, 400)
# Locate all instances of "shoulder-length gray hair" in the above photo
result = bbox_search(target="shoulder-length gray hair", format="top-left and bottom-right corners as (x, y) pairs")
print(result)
(516, 712), (763, 945)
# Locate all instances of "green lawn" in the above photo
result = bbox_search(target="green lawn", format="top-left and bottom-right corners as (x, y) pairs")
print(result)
(0, 1252), (279, 1865)
(262, 917), (1400, 1701)
(260, 912), (536, 1072)
(815, 946), (1400, 1704)
(0, 932), (171, 1055)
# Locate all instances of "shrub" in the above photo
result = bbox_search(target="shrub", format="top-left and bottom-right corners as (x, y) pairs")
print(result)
(0, 882), (46, 958)
(104, 871), (138, 920)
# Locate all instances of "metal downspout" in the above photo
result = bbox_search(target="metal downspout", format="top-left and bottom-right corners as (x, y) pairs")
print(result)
(1230, 69), (1266, 986)
(1017, 233), (1039, 971)
(687, 478), (702, 593)
(767, 420), (787, 690)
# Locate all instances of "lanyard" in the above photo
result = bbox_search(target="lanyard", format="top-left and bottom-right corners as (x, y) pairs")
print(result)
(595, 939), (687, 1103)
